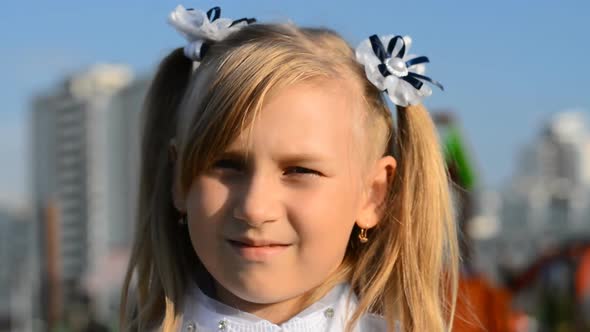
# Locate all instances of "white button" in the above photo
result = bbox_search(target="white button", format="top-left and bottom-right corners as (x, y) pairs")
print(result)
(218, 319), (228, 330)
(186, 321), (196, 332)
(324, 308), (334, 318)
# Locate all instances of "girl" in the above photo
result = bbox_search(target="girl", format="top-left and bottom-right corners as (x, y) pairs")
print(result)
(120, 5), (459, 332)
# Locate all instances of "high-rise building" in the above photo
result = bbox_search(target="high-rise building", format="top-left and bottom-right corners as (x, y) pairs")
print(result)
(0, 205), (33, 332)
(98, 76), (149, 250)
(500, 111), (590, 267)
(30, 64), (145, 328)
(81, 76), (151, 322)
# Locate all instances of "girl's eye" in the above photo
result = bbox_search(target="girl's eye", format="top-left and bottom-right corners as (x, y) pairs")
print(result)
(284, 166), (321, 177)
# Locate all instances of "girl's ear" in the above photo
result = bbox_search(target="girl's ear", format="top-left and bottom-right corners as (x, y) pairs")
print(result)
(356, 155), (396, 229)
(169, 140), (187, 213)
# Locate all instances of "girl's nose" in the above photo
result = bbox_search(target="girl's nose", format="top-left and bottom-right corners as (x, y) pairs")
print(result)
(232, 174), (281, 227)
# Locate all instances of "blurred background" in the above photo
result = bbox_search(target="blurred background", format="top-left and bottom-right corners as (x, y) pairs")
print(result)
(1, 1), (589, 331)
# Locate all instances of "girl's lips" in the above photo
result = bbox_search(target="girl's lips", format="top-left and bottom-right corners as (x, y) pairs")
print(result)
(227, 239), (291, 261)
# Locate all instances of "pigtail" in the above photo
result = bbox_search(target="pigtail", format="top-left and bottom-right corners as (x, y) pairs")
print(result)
(120, 48), (194, 331)
(388, 104), (459, 331)
(346, 102), (458, 332)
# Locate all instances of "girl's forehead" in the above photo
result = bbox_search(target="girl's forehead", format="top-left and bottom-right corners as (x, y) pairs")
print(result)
(226, 80), (364, 158)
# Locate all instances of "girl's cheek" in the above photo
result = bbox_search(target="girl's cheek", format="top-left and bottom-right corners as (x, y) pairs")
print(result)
(188, 177), (231, 219)
(287, 185), (356, 227)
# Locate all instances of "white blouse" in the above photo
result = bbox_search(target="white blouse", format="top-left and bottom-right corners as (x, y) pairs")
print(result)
(177, 283), (395, 332)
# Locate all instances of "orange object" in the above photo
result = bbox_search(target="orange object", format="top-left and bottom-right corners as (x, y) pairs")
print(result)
(453, 274), (512, 332)
(576, 248), (590, 300)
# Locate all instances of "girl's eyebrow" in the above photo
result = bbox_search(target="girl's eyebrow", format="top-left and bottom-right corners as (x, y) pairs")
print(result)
(220, 149), (328, 164)
(218, 150), (247, 160)
(275, 153), (327, 164)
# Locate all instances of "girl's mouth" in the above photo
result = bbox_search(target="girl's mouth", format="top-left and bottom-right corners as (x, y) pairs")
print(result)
(227, 239), (291, 261)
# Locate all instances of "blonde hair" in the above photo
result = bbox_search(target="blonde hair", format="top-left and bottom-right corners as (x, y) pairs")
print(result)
(120, 23), (458, 332)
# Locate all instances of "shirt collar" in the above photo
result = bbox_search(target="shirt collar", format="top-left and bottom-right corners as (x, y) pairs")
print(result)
(180, 283), (358, 332)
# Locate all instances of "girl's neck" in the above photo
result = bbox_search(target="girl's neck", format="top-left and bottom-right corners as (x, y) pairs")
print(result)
(199, 268), (351, 324)
(213, 283), (311, 324)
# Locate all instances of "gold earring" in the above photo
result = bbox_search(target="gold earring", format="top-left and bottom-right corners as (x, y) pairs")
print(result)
(358, 228), (369, 243)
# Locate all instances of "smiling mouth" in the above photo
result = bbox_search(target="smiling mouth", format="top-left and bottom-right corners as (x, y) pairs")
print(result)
(228, 240), (289, 247)
(227, 240), (291, 261)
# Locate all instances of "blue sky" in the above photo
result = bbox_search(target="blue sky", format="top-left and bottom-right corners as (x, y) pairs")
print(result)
(1, 0), (589, 206)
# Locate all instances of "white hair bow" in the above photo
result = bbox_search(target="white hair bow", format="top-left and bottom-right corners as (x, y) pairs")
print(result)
(356, 34), (444, 106)
(168, 6), (255, 61)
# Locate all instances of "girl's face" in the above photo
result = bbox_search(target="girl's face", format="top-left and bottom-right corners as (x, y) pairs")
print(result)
(178, 79), (387, 313)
